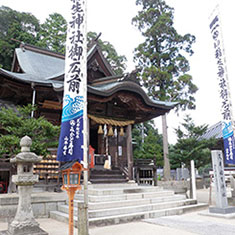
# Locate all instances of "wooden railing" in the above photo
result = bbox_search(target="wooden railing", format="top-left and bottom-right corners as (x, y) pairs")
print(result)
(134, 159), (157, 186)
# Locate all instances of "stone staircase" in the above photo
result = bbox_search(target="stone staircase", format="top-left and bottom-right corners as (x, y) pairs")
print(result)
(50, 183), (207, 227)
(89, 168), (128, 184)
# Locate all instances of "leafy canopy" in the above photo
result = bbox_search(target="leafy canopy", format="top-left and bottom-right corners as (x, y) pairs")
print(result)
(133, 121), (163, 167)
(132, 0), (198, 111)
(0, 6), (40, 70)
(87, 32), (127, 75)
(0, 105), (60, 158)
(169, 115), (216, 169)
(37, 13), (67, 54)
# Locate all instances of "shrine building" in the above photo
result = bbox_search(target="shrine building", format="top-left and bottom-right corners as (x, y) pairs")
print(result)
(0, 43), (176, 189)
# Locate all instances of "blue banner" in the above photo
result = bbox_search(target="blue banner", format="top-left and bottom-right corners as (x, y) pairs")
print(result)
(57, 0), (87, 162)
(57, 95), (84, 162)
(223, 121), (235, 164)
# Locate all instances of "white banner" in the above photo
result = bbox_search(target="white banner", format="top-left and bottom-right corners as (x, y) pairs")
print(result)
(209, 6), (235, 164)
(57, 0), (87, 162)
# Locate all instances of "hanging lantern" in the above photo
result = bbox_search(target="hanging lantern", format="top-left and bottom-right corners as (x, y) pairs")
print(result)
(108, 125), (114, 136)
(119, 127), (125, 136)
(98, 125), (103, 134)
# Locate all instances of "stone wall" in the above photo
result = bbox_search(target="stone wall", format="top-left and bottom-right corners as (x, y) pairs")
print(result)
(0, 192), (66, 222)
(157, 180), (190, 194)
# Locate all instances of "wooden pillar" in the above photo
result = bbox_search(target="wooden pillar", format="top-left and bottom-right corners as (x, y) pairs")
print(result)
(126, 124), (133, 180)
(68, 189), (76, 235)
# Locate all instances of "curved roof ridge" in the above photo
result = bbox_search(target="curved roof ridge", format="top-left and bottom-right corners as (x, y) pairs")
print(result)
(88, 80), (177, 109)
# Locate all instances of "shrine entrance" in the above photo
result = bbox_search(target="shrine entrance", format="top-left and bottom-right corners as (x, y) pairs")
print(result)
(88, 115), (134, 172)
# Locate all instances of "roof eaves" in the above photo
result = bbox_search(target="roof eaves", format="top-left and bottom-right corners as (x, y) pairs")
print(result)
(88, 81), (177, 110)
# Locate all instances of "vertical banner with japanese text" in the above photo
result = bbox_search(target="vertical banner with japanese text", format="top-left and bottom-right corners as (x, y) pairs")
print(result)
(209, 6), (235, 165)
(57, 0), (87, 162)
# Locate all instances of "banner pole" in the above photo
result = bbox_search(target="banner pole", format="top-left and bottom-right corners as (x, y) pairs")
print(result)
(57, 0), (89, 233)
(83, 0), (89, 233)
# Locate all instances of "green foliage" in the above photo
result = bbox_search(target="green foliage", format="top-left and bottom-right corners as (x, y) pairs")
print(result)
(0, 7), (66, 69)
(132, 0), (198, 111)
(87, 32), (127, 75)
(0, 105), (60, 158)
(133, 121), (163, 167)
(37, 13), (67, 54)
(0, 6), (40, 70)
(0, 6), (126, 75)
(169, 115), (216, 169)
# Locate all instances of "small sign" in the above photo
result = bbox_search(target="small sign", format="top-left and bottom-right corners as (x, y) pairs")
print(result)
(118, 146), (122, 156)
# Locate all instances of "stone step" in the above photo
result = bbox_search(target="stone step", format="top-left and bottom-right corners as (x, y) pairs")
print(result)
(58, 198), (195, 218)
(90, 174), (126, 178)
(90, 169), (123, 175)
(75, 194), (186, 210)
(86, 182), (138, 189)
(76, 186), (166, 196)
(50, 203), (208, 227)
(89, 199), (196, 218)
(75, 190), (175, 203)
(89, 178), (128, 184)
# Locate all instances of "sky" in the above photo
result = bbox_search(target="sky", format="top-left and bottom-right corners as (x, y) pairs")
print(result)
(1, 0), (235, 143)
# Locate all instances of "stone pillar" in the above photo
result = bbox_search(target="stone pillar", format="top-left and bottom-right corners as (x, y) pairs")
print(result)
(126, 125), (133, 181)
(191, 160), (197, 200)
(209, 150), (235, 214)
(0, 136), (48, 235)
(77, 202), (89, 235)
(162, 114), (171, 181)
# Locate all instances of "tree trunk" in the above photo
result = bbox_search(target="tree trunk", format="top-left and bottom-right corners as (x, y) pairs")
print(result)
(162, 114), (171, 180)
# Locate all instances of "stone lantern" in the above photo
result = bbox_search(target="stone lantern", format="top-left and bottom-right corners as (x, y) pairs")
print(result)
(3, 136), (48, 235)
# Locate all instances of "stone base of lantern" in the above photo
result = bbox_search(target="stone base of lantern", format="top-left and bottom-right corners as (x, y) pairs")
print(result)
(0, 217), (48, 235)
(0, 220), (48, 235)
(1, 185), (48, 235)
(0, 229), (47, 235)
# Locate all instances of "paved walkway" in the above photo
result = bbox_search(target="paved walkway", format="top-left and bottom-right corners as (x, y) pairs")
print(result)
(0, 216), (199, 235)
(1, 188), (235, 235)
(1, 210), (235, 235)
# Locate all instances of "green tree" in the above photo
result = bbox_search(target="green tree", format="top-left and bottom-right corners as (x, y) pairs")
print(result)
(132, 0), (198, 179)
(0, 6), (40, 69)
(133, 121), (163, 167)
(37, 13), (67, 54)
(169, 115), (216, 170)
(132, 0), (197, 110)
(0, 105), (60, 159)
(87, 32), (127, 74)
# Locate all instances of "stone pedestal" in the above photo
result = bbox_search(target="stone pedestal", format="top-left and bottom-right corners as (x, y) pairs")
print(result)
(209, 150), (235, 214)
(0, 136), (48, 235)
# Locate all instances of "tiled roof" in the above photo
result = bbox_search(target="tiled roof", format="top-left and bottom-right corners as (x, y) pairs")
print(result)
(0, 44), (177, 111)
(200, 121), (223, 140)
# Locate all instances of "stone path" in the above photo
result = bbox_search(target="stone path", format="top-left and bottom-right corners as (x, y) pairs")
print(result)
(144, 212), (235, 235)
